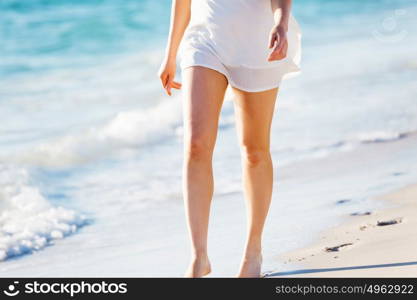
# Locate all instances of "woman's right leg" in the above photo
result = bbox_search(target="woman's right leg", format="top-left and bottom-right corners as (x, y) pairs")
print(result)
(182, 66), (228, 277)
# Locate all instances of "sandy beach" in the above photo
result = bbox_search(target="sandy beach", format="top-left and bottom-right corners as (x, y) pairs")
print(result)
(271, 184), (417, 277)
(1, 0), (417, 277)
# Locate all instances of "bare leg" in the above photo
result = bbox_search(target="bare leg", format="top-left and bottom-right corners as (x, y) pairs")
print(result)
(232, 87), (278, 278)
(182, 66), (228, 277)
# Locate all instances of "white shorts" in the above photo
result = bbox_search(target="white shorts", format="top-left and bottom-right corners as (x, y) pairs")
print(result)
(180, 47), (291, 93)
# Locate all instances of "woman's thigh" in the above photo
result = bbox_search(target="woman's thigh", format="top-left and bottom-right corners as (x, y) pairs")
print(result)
(232, 87), (278, 150)
(182, 66), (229, 150)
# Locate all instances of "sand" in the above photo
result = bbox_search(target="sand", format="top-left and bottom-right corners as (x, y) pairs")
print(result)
(270, 184), (417, 277)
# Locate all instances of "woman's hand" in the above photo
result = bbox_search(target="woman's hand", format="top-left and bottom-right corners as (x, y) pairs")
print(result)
(158, 56), (182, 96)
(267, 24), (288, 61)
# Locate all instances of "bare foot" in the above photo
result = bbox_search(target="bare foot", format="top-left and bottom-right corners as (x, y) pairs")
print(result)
(237, 253), (263, 278)
(184, 255), (211, 278)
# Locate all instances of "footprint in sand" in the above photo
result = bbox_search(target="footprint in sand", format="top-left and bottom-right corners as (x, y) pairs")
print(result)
(377, 218), (402, 226)
(350, 211), (372, 216)
(336, 199), (352, 205)
(392, 172), (405, 176)
(325, 243), (353, 252)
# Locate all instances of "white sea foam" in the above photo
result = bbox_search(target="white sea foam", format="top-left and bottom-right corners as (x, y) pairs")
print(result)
(5, 94), (183, 167)
(0, 164), (87, 261)
(357, 131), (409, 143)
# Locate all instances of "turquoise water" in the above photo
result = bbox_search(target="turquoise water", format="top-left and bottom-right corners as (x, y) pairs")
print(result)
(0, 0), (417, 275)
(2, 0), (415, 77)
(0, 0), (169, 77)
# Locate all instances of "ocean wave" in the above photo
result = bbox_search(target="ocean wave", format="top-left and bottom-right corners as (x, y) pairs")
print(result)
(0, 164), (88, 261)
(7, 97), (183, 167)
(356, 130), (412, 144)
(276, 129), (417, 166)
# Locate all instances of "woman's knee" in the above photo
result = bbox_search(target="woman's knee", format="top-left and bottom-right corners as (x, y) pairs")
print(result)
(184, 136), (213, 161)
(240, 144), (270, 166)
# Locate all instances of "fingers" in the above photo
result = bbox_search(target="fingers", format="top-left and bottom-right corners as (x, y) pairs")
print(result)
(159, 72), (171, 96)
(172, 81), (182, 89)
(274, 35), (285, 53)
(268, 39), (288, 61)
(166, 76), (173, 96)
(270, 33), (285, 58)
(159, 72), (181, 96)
(269, 31), (278, 49)
(159, 72), (169, 89)
(268, 28), (288, 61)
(165, 79), (182, 96)
(159, 73), (168, 88)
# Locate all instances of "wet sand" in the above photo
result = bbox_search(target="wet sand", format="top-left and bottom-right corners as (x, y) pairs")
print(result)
(270, 184), (417, 277)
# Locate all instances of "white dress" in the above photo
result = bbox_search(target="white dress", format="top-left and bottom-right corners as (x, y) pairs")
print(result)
(179, 0), (302, 92)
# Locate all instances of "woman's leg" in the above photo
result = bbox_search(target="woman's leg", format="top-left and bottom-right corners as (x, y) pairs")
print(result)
(232, 87), (278, 278)
(182, 66), (228, 277)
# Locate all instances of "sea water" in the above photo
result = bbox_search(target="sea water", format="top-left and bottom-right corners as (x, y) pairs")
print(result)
(0, 0), (417, 276)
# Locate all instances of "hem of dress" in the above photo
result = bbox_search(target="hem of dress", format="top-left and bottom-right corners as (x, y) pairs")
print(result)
(180, 63), (304, 93)
(181, 63), (282, 93)
(181, 62), (231, 83)
(228, 80), (281, 93)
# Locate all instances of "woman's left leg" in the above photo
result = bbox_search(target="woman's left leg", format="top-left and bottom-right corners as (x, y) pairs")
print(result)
(232, 86), (278, 278)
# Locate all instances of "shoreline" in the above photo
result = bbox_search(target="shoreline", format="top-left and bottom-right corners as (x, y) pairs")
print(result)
(2, 130), (417, 277)
(269, 183), (417, 277)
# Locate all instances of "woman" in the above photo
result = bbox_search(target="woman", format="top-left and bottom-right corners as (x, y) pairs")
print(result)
(158, 0), (301, 277)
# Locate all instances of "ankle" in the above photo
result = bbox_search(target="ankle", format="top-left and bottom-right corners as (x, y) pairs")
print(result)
(243, 246), (262, 259)
(191, 250), (208, 260)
